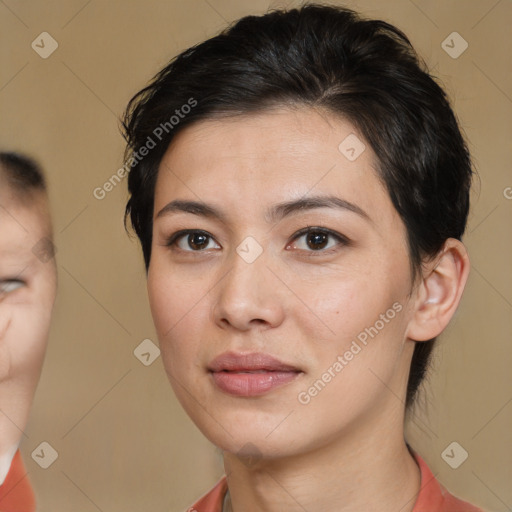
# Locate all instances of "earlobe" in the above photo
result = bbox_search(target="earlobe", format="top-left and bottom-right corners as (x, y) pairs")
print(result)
(406, 238), (470, 342)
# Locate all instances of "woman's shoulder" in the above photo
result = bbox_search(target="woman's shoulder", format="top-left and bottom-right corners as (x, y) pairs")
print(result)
(186, 476), (228, 512)
(186, 453), (485, 512)
(0, 449), (36, 512)
(412, 451), (485, 512)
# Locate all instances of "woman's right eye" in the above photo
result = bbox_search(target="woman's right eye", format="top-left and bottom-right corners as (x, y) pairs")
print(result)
(166, 230), (221, 252)
(0, 279), (25, 295)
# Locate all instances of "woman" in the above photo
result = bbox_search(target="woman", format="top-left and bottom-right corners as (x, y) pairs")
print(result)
(123, 5), (482, 511)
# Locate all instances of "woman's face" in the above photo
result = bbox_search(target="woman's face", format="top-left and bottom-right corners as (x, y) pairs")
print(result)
(148, 107), (419, 459)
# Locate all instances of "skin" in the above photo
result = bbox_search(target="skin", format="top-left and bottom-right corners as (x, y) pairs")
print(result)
(0, 185), (57, 483)
(147, 107), (470, 512)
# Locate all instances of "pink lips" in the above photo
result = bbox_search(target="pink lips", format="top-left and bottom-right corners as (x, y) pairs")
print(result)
(208, 352), (302, 397)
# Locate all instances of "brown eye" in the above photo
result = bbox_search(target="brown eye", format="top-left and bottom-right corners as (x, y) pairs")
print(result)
(287, 227), (349, 255)
(166, 230), (221, 252)
(306, 231), (329, 250)
(188, 232), (210, 250)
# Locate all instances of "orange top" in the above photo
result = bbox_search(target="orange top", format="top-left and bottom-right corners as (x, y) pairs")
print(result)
(0, 450), (36, 512)
(188, 452), (483, 512)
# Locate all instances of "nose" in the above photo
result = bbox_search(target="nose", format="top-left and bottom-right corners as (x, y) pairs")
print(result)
(212, 249), (286, 332)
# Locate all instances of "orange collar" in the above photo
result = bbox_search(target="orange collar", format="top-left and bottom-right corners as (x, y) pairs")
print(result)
(0, 450), (36, 512)
(189, 451), (483, 512)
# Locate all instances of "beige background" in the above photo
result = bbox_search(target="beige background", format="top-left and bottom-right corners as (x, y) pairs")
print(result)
(0, 0), (510, 510)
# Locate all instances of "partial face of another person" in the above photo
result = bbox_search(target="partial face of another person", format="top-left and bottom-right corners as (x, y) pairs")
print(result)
(0, 189), (57, 389)
(147, 107), (426, 459)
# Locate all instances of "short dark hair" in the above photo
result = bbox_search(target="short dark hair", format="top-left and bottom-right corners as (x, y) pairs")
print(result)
(0, 151), (47, 194)
(122, 3), (473, 408)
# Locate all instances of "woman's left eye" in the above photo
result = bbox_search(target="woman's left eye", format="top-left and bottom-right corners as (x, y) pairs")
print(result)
(286, 227), (349, 254)
(166, 230), (221, 252)
(0, 279), (25, 295)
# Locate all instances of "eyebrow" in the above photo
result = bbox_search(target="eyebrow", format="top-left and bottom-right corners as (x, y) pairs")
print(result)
(156, 195), (371, 224)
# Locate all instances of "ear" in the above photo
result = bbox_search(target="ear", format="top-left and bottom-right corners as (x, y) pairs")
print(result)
(406, 238), (470, 342)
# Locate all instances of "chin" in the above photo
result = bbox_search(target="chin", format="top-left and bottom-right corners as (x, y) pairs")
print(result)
(190, 405), (324, 463)
(186, 406), (286, 449)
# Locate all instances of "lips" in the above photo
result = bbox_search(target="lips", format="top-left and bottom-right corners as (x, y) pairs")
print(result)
(208, 352), (302, 397)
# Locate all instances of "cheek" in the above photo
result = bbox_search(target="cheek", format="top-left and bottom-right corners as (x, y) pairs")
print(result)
(295, 275), (409, 409)
(147, 260), (211, 367)
(290, 265), (400, 348)
(0, 307), (49, 381)
(288, 262), (411, 405)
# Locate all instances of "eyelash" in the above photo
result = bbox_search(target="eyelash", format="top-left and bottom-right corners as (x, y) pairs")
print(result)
(164, 227), (349, 257)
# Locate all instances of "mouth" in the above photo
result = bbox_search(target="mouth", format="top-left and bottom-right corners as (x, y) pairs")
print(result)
(208, 352), (303, 397)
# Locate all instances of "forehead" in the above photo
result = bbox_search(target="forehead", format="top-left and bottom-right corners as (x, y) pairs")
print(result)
(154, 107), (393, 225)
(162, 107), (366, 172)
(0, 192), (51, 261)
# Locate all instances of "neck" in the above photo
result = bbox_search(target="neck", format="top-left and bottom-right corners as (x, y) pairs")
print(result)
(223, 406), (421, 512)
(0, 445), (18, 485)
(0, 377), (33, 478)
